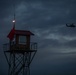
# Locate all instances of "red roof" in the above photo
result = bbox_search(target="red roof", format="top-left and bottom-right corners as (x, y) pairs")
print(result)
(15, 30), (34, 36)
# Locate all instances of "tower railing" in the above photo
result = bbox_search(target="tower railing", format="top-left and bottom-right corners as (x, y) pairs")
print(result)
(3, 42), (37, 51)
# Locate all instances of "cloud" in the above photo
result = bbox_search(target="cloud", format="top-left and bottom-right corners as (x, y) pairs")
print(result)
(1, 0), (76, 75)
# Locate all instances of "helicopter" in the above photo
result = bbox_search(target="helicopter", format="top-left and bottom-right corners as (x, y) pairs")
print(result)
(66, 23), (76, 27)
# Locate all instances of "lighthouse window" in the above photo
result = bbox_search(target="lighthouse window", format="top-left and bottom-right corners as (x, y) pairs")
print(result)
(19, 36), (26, 44)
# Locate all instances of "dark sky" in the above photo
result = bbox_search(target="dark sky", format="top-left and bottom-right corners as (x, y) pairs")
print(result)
(1, 0), (76, 75)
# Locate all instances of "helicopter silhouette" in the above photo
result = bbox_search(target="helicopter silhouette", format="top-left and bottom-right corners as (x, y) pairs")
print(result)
(66, 23), (76, 27)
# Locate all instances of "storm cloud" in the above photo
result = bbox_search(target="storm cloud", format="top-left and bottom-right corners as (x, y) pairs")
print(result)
(1, 0), (76, 75)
